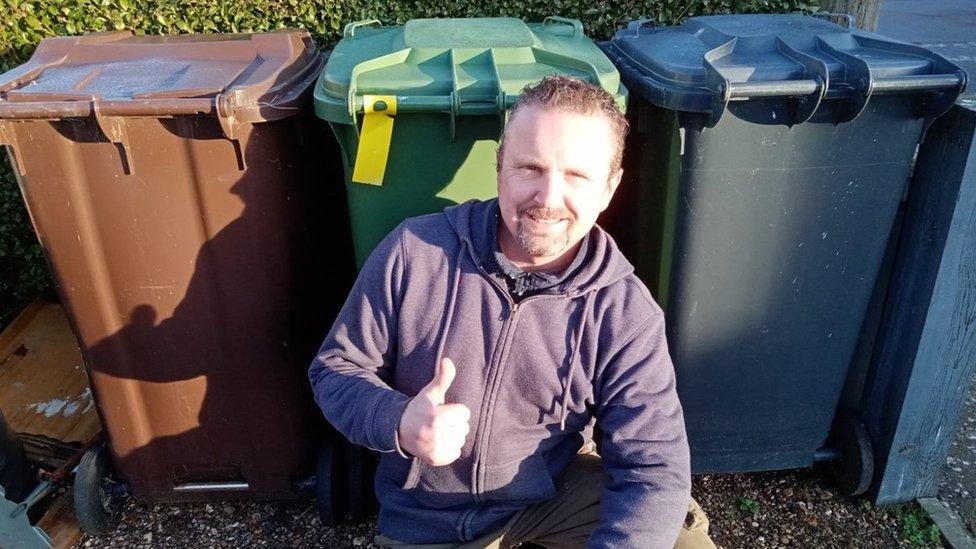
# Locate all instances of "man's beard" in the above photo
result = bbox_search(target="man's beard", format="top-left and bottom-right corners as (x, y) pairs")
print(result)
(514, 206), (574, 258)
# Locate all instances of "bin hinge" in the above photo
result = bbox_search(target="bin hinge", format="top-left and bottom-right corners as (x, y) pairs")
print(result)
(92, 101), (135, 175)
(216, 91), (248, 171)
(0, 120), (26, 176)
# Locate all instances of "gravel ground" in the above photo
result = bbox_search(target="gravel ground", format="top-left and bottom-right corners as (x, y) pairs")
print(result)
(74, 468), (940, 548)
(693, 470), (938, 548)
(940, 374), (976, 536)
(76, 498), (379, 548)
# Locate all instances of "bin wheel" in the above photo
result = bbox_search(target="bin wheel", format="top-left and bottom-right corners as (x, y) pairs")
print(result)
(316, 441), (343, 526)
(343, 444), (375, 522)
(828, 415), (874, 496)
(73, 445), (116, 535)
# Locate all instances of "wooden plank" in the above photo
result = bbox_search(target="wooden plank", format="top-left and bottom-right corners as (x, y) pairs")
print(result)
(34, 491), (83, 549)
(0, 302), (44, 351)
(918, 498), (976, 549)
(0, 302), (101, 461)
(862, 103), (976, 504)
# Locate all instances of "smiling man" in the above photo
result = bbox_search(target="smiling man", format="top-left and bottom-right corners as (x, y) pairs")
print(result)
(309, 75), (714, 548)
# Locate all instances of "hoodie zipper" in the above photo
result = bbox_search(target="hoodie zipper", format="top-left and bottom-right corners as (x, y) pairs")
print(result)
(471, 296), (519, 502)
(468, 269), (565, 502)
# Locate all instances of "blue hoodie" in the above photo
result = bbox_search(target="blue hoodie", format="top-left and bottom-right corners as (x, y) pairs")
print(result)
(309, 199), (691, 547)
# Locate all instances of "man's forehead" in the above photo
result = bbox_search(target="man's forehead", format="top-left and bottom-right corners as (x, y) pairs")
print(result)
(504, 106), (613, 154)
(506, 104), (613, 132)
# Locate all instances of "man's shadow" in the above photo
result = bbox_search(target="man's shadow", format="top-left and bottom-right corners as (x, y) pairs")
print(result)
(78, 110), (355, 502)
(78, 105), (486, 504)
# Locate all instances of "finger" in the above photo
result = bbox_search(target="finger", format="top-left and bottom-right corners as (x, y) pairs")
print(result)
(444, 423), (470, 439)
(430, 448), (462, 467)
(422, 357), (456, 405)
(432, 404), (471, 427)
(434, 425), (470, 447)
(436, 433), (467, 451)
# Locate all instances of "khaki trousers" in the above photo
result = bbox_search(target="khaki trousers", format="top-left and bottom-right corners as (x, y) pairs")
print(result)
(375, 452), (716, 549)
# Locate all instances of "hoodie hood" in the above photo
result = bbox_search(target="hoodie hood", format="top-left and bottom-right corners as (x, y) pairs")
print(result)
(444, 198), (635, 297)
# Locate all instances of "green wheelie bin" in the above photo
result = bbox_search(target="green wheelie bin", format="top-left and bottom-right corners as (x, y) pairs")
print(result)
(314, 16), (627, 268)
(309, 16), (627, 521)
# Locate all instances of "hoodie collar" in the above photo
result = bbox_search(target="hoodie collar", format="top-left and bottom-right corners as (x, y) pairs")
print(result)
(446, 198), (634, 297)
(474, 200), (591, 298)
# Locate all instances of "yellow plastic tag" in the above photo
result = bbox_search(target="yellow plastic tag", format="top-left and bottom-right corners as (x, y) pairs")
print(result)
(352, 95), (397, 186)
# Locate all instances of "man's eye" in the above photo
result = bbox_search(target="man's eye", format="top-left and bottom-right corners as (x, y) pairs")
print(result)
(518, 165), (540, 173)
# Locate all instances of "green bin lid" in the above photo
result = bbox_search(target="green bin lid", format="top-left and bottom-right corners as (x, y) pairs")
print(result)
(315, 17), (627, 125)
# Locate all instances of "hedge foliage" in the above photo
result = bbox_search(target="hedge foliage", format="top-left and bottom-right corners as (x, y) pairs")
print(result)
(0, 0), (816, 322)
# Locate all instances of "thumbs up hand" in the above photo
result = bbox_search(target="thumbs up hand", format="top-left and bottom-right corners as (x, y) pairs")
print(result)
(397, 358), (471, 466)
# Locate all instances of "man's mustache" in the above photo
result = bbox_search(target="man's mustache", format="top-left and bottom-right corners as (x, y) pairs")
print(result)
(517, 206), (572, 221)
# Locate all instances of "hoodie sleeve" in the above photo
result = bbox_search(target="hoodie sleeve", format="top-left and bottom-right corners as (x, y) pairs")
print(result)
(308, 226), (412, 453)
(590, 310), (692, 549)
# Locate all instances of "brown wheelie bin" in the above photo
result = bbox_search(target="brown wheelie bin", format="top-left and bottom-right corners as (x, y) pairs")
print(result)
(0, 29), (353, 523)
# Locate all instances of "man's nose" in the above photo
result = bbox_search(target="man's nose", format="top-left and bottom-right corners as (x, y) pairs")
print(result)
(533, 169), (566, 208)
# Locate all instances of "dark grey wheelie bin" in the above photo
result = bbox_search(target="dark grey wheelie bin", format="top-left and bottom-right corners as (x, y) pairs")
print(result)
(600, 14), (966, 491)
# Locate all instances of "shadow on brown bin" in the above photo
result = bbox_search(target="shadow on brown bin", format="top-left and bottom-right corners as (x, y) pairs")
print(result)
(81, 110), (355, 504)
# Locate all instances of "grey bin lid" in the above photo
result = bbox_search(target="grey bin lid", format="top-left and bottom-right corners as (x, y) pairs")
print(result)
(603, 14), (967, 126)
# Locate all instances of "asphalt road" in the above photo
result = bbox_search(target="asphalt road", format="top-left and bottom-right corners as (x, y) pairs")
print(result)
(877, 0), (975, 99)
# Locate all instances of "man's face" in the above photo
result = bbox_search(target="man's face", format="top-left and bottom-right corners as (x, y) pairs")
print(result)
(496, 105), (622, 267)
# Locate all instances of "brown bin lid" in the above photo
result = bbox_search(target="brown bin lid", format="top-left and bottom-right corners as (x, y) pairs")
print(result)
(0, 30), (323, 123)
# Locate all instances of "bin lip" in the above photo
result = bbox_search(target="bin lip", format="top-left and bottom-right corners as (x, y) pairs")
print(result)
(0, 29), (325, 124)
(606, 13), (967, 126)
(312, 16), (627, 126)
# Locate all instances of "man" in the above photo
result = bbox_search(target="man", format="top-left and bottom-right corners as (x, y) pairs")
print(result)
(309, 75), (713, 548)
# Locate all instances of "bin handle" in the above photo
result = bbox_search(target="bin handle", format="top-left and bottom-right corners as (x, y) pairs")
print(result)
(0, 97), (250, 175)
(350, 93), (509, 116)
(625, 18), (657, 36)
(725, 73), (964, 99)
(543, 16), (584, 38)
(344, 20), (382, 39)
(811, 12), (855, 29)
(0, 98), (218, 119)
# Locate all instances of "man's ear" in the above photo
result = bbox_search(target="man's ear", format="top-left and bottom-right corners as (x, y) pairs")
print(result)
(600, 168), (624, 212)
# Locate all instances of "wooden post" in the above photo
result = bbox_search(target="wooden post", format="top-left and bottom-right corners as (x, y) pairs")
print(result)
(862, 102), (976, 505)
(820, 0), (883, 31)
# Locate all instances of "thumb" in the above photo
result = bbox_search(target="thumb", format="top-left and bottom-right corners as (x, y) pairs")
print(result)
(422, 357), (456, 405)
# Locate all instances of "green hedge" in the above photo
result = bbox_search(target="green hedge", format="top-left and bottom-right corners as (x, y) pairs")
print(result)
(0, 0), (816, 325)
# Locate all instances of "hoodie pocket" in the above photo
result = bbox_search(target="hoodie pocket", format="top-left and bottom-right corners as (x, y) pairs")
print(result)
(482, 453), (556, 504)
(399, 456), (474, 509)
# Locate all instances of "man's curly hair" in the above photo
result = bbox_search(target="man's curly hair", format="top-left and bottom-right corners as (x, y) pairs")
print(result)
(497, 74), (629, 175)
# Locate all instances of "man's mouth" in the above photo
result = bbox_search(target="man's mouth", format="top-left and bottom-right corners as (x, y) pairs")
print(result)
(521, 208), (571, 228)
(523, 215), (567, 233)
(528, 214), (565, 225)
